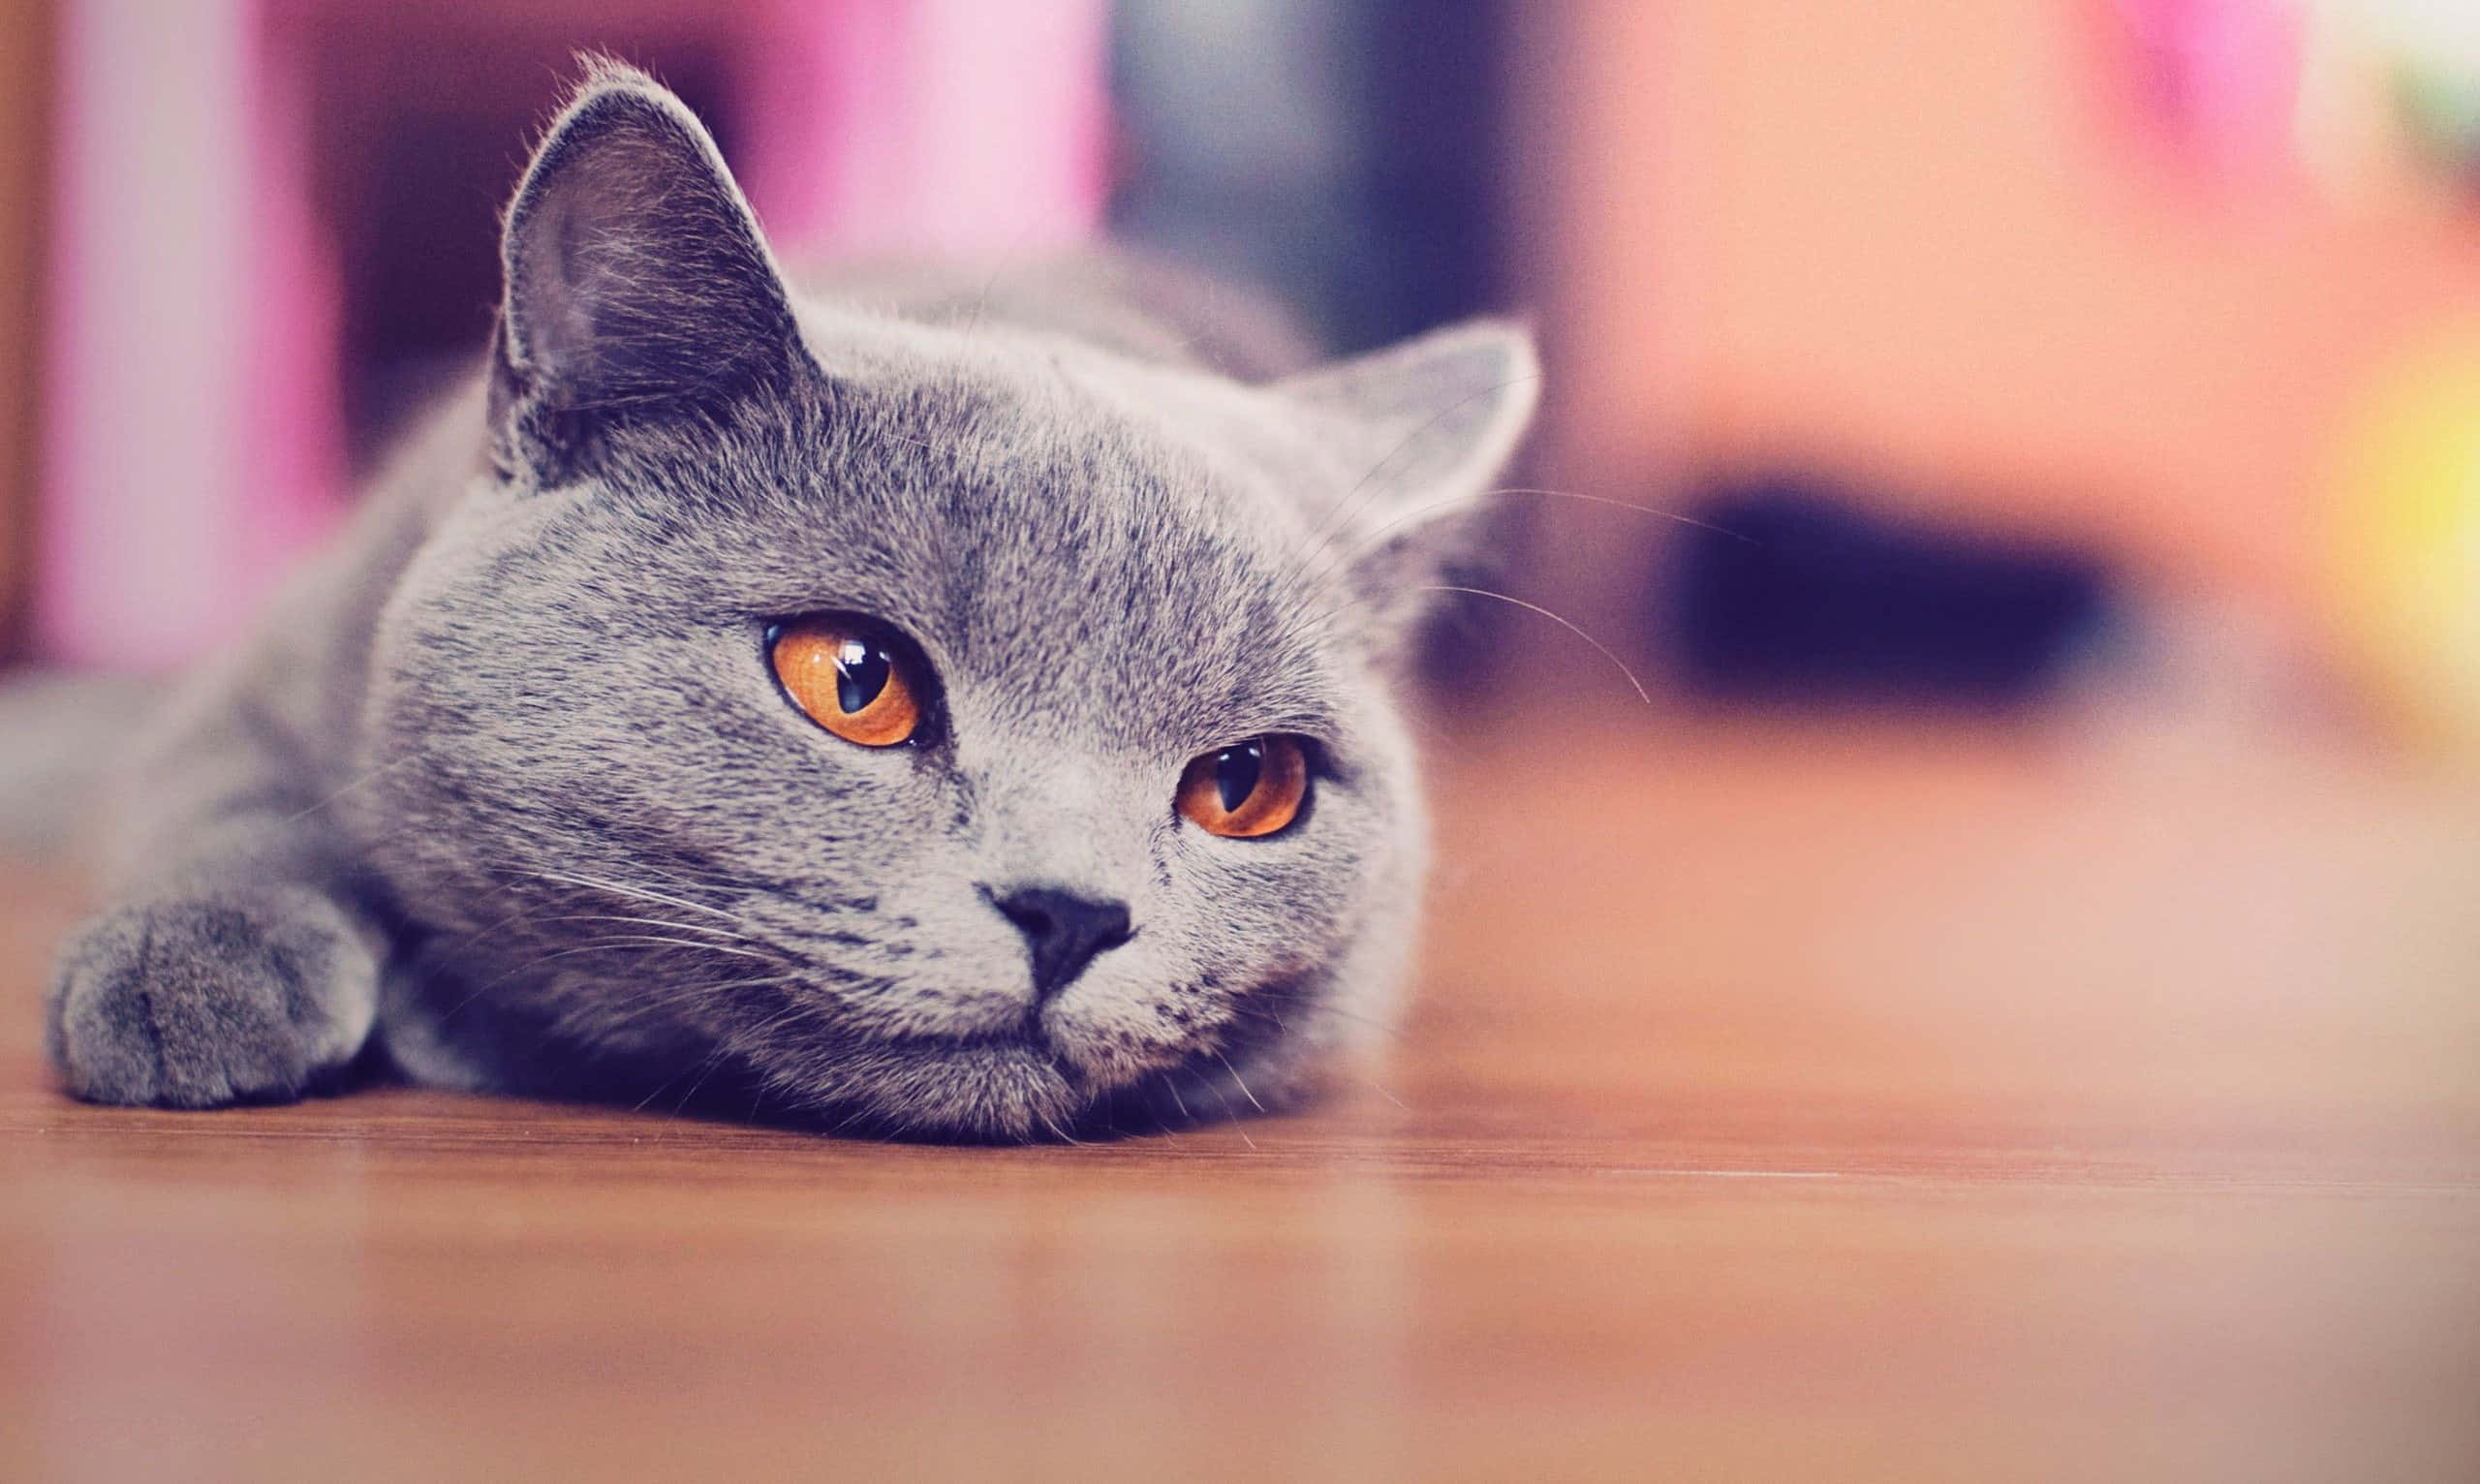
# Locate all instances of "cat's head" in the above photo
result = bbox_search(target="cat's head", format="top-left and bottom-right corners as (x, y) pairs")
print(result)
(357, 65), (1535, 1139)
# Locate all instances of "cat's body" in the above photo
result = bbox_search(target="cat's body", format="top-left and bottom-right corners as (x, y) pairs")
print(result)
(41, 66), (1536, 1140)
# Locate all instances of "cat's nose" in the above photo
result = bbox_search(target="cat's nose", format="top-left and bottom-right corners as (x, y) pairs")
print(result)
(989, 886), (1133, 1001)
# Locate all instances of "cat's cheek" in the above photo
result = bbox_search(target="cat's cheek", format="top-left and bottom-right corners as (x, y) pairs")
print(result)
(1174, 831), (1364, 943)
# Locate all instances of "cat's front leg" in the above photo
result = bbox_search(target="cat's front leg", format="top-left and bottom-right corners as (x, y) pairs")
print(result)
(34, 364), (440, 1110)
(46, 879), (384, 1108)
(41, 628), (401, 1110)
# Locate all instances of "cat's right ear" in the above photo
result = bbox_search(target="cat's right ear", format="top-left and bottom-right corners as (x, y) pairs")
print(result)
(489, 61), (811, 484)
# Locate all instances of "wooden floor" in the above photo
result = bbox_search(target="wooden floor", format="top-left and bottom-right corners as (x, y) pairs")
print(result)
(4, 718), (2478, 1482)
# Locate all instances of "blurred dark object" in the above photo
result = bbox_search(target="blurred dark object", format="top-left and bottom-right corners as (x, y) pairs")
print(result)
(1108, 0), (1511, 354)
(1665, 478), (2117, 710)
(0, 0), (50, 662)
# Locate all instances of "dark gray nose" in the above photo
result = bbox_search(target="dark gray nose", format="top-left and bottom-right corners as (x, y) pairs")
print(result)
(991, 886), (1133, 1000)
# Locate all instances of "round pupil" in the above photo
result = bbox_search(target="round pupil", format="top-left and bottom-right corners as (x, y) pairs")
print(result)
(834, 639), (890, 715)
(1214, 740), (1264, 813)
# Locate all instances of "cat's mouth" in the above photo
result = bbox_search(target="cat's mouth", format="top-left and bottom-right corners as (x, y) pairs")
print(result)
(892, 1015), (1058, 1059)
(753, 969), (1310, 1142)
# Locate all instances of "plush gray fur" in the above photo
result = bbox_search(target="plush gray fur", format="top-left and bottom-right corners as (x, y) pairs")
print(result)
(41, 64), (1537, 1140)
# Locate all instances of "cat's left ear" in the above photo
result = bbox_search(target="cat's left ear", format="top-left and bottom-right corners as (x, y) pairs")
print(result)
(490, 61), (811, 482)
(1276, 320), (1540, 644)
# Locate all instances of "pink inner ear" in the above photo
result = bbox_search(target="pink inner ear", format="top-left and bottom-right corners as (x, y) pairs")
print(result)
(516, 191), (602, 385)
(35, 0), (1110, 669)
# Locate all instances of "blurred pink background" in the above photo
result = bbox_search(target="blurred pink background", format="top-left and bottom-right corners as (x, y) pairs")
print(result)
(29, 0), (1107, 669)
(4, 0), (2479, 751)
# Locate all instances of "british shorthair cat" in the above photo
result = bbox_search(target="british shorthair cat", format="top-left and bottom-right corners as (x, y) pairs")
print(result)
(41, 63), (1537, 1140)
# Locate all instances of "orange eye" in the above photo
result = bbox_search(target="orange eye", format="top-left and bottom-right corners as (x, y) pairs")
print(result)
(769, 617), (923, 748)
(1177, 735), (1310, 839)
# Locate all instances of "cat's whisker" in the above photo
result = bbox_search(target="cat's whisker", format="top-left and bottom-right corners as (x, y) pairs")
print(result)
(512, 867), (745, 924)
(963, 250), (1020, 339)
(615, 853), (763, 893)
(433, 934), (785, 1022)
(453, 855), (772, 945)
(593, 975), (812, 1039)
(630, 1067), (696, 1113)
(447, 863), (790, 962)
(444, 858), (773, 968)
(487, 911), (760, 946)
(1295, 372), (1545, 564)
(1483, 484), (1758, 541)
(1224, 1001), (1309, 1036)
(275, 754), (424, 826)
(532, 933), (779, 963)
(703, 972), (815, 993)
(1414, 583), (1652, 707)
(660, 1011), (789, 1127)
(1212, 1049), (1267, 1114)
(1230, 994), (1404, 1042)
(428, 896), (575, 966)
(1286, 482), (1755, 604)
(1319, 1006), (1406, 1040)
(1199, 1079), (1258, 1150)
(646, 1035), (744, 1123)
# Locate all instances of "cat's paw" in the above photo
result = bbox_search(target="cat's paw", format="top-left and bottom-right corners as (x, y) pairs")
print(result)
(46, 886), (381, 1108)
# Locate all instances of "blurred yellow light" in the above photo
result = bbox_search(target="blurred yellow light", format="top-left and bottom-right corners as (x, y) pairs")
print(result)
(2331, 337), (2480, 752)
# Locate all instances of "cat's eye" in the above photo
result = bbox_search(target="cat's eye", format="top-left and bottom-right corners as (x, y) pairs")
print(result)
(769, 617), (924, 747)
(1177, 735), (1310, 839)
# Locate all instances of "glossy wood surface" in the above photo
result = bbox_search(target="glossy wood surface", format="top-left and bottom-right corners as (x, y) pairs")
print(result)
(5, 722), (2478, 1482)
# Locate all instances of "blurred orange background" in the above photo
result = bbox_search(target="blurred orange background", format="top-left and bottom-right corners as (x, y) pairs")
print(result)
(1520, 0), (2480, 629)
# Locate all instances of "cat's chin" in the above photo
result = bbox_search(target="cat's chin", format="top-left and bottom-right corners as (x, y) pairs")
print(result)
(806, 1020), (1276, 1144)
(809, 1036), (1095, 1144)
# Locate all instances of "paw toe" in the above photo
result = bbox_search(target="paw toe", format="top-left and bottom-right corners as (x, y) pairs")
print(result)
(46, 889), (380, 1108)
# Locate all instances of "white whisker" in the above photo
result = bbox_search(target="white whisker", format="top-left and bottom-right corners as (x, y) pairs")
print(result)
(1214, 1048), (1266, 1113)
(514, 868), (743, 923)
(1416, 584), (1653, 707)
(276, 755), (422, 826)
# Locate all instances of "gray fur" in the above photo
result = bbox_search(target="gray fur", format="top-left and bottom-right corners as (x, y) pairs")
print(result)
(0, 672), (152, 862)
(42, 64), (1537, 1140)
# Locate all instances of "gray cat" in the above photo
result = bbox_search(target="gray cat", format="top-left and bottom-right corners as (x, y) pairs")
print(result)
(39, 64), (1537, 1141)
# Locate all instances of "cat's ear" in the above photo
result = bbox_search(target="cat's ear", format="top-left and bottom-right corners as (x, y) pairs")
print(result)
(490, 61), (810, 482)
(1277, 320), (1540, 643)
